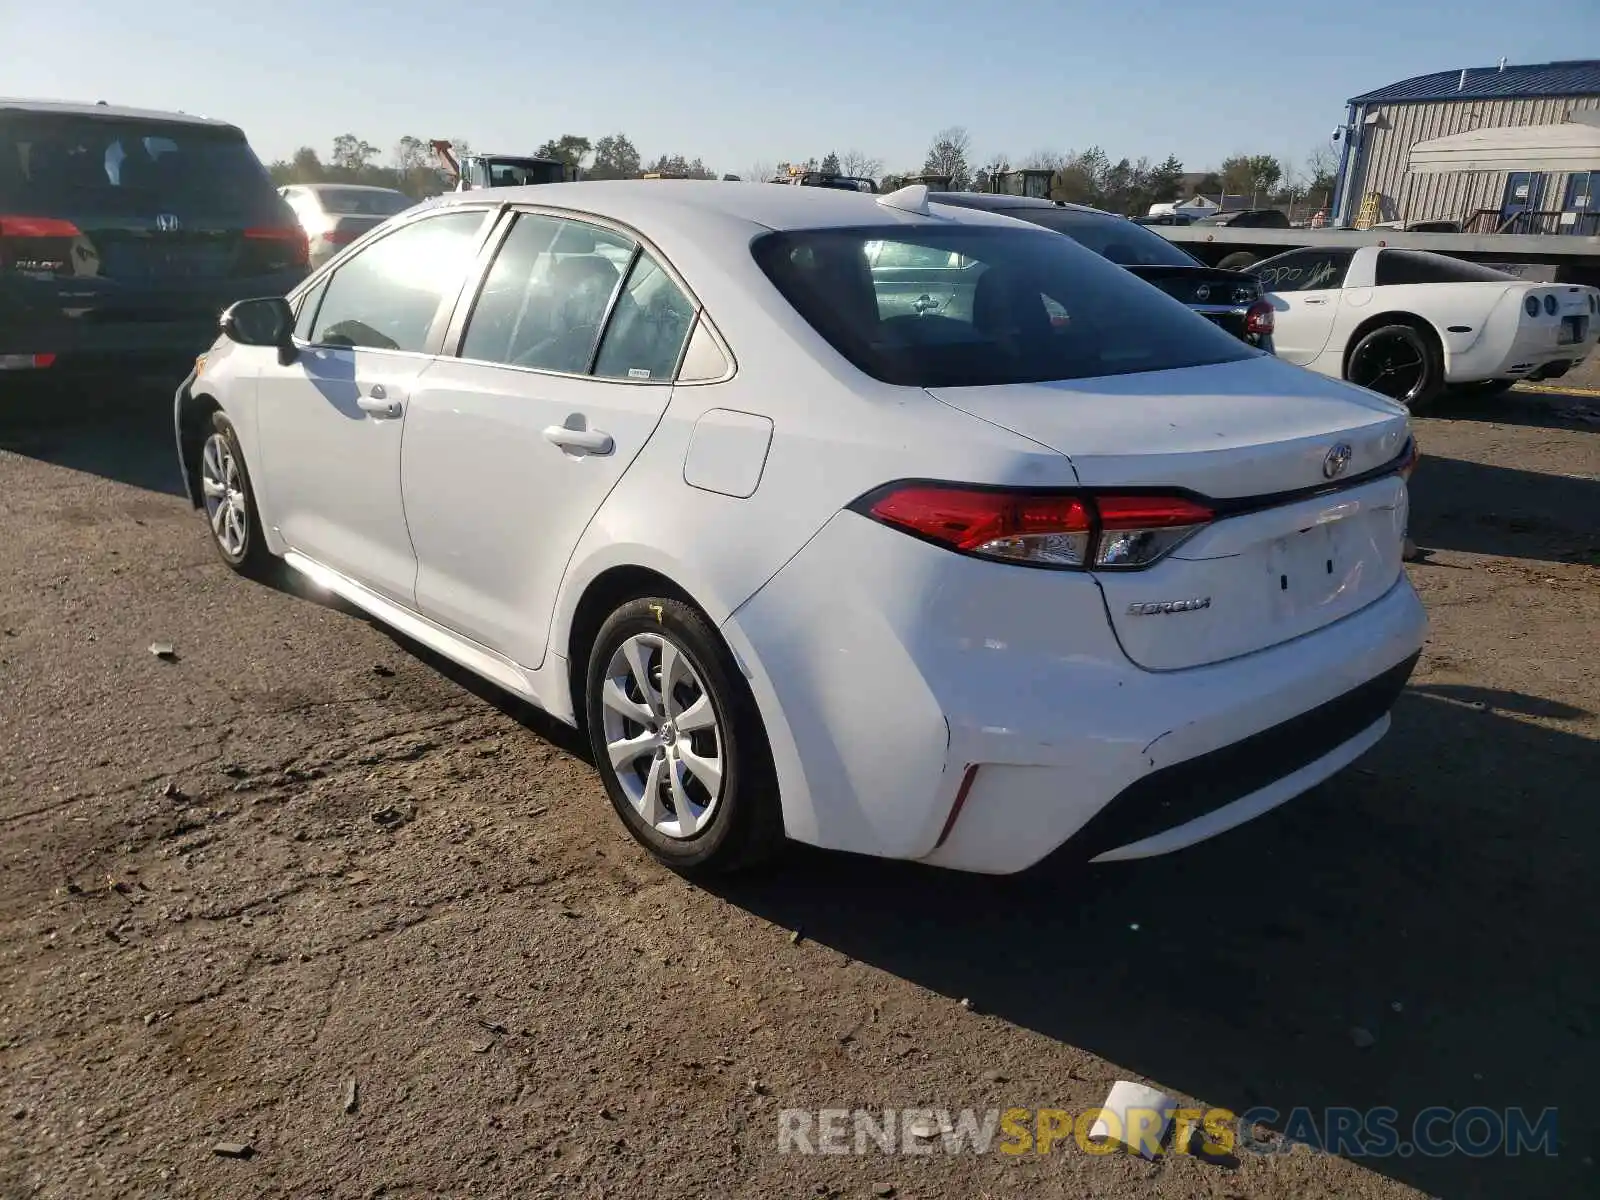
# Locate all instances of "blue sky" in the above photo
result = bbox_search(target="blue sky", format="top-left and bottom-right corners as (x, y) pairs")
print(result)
(4, 1), (1592, 178)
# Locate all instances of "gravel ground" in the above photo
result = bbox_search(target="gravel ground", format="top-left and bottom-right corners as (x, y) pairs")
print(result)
(0, 373), (1596, 1200)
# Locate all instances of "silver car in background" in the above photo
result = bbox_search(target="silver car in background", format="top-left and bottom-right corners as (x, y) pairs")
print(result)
(278, 183), (414, 267)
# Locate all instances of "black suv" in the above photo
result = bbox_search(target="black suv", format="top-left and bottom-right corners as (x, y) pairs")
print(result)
(929, 192), (1274, 351)
(1, 100), (308, 378)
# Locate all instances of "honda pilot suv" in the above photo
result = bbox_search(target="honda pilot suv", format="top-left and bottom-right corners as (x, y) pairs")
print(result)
(1, 100), (308, 378)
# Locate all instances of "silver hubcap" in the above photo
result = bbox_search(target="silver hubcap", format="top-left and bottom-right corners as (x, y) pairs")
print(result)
(200, 433), (248, 558)
(600, 632), (723, 839)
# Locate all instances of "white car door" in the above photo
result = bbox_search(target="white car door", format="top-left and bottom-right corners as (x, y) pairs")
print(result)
(400, 211), (701, 669)
(253, 207), (494, 603)
(1251, 249), (1356, 367)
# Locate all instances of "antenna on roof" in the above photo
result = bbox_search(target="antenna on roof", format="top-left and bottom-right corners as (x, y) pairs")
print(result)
(1458, 69), (1468, 90)
(1498, 57), (1507, 72)
(877, 184), (931, 215)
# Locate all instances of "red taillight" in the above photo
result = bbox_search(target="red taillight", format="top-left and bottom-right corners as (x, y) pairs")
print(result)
(0, 353), (57, 371)
(0, 216), (81, 239)
(245, 225), (309, 267)
(1092, 494), (1215, 568)
(1245, 299), (1274, 336)
(867, 485), (1092, 566)
(859, 485), (1212, 569)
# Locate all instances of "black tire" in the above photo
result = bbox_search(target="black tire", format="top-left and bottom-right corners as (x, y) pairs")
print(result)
(585, 596), (784, 876)
(1215, 251), (1258, 270)
(1345, 322), (1443, 410)
(196, 410), (278, 581)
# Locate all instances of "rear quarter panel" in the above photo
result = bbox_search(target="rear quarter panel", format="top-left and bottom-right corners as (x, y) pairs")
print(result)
(1316, 280), (1510, 379)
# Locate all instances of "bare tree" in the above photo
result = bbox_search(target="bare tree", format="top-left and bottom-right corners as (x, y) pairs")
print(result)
(1023, 149), (1069, 172)
(746, 161), (777, 184)
(1305, 144), (1338, 197)
(923, 126), (973, 189)
(839, 149), (884, 180)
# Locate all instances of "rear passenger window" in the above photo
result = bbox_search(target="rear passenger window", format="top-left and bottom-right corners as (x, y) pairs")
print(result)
(676, 317), (732, 382)
(310, 209), (486, 352)
(592, 252), (695, 382)
(459, 213), (635, 374)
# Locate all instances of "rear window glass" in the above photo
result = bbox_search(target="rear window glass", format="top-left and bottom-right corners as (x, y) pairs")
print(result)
(1374, 249), (1516, 286)
(311, 187), (412, 217)
(1005, 207), (1201, 268)
(0, 115), (279, 219)
(752, 225), (1256, 388)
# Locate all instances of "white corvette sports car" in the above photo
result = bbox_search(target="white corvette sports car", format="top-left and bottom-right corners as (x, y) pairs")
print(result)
(1248, 245), (1599, 407)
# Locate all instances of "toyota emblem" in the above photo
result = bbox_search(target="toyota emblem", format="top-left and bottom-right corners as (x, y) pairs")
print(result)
(1322, 442), (1353, 479)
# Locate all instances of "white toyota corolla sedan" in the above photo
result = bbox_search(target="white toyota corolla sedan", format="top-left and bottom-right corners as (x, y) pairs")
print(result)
(173, 180), (1427, 877)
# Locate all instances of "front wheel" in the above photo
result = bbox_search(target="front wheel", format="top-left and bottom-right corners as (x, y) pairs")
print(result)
(197, 411), (279, 580)
(1346, 323), (1442, 410)
(585, 597), (784, 876)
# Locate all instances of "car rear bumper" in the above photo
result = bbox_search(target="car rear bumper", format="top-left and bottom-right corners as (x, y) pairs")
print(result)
(722, 509), (1428, 875)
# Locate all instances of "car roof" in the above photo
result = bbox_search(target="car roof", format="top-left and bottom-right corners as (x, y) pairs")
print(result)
(929, 192), (1115, 218)
(297, 183), (407, 194)
(424, 179), (1035, 235)
(0, 98), (239, 131)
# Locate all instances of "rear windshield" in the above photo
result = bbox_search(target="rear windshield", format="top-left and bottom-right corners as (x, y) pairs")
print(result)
(0, 114), (279, 219)
(752, 225), (1256, 388)
(312, 186), (413, 216)
(1004, 207), (1201, 267)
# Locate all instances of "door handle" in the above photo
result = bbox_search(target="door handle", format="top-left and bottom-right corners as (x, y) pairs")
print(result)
(543, 425), (614, 455)
(357, 385), (402, 419)
(1303, 297), (1329, 306)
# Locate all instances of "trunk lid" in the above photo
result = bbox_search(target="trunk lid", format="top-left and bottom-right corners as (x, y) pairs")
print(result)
(316, 214), (389, 253)
(1121, 263), (1260, 308)
(1121, 264), (1262, 343)
(927, 354), (1413, 670)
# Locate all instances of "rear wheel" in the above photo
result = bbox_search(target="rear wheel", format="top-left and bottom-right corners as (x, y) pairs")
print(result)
(198, 411), (278, 580)
(1345, 323), (1442, 410)
(585, 597), (784, 876)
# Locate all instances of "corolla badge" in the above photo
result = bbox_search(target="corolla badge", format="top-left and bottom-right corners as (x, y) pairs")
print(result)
(1322, 442), (1353, 479)
(1126, 597), (1211, 616)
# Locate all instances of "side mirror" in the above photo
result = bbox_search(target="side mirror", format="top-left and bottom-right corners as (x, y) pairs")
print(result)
(220, 297), (297, 365)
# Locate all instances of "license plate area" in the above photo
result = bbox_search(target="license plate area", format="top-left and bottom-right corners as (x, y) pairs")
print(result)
(1559, 315), (1587, 345)
(1265, 519), (1367, 617)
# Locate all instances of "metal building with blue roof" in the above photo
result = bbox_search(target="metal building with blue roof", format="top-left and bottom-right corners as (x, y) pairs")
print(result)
(1331, 59), (1600, 234)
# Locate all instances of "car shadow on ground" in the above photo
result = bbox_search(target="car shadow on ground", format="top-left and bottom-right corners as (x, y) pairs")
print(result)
(326, 563), (1595, 1198)
(707, 691), (1597, 1200)
(1432, 387), (1599, 434)
(1408, 452), (1599, 565)
(0, 380), (188, 498)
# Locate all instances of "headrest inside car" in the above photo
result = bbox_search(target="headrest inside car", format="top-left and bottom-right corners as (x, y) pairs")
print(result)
(550, 224), (596, 254)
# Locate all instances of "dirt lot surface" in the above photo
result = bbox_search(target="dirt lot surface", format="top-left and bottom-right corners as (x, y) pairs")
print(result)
(1, 372), (1596, 1200)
